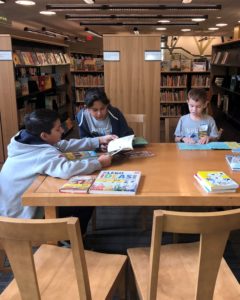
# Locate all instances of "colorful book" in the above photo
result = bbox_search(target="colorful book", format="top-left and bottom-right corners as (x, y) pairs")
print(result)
(59, 175), (96, 194)
(177, 141), (240, 151)
(194, 171), (239, 192)
(60, 151), (98, 160)
(89, 170), (141, 195)
(225, 155), (240, 171)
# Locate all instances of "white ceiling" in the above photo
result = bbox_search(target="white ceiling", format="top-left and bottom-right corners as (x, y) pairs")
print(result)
(0, 0), (240, 48)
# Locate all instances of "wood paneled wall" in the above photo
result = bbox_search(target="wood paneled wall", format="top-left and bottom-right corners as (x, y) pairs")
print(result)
(0, 35), (18, 160)
(103, 34), (160, 142)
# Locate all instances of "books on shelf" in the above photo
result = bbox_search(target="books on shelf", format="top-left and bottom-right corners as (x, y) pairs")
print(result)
(170, 59), (181, 71)
(107, 134), (134, 155)
(180, 59), (192, 72)
(213, 52), (222, 64)
(226, 155), (240, 171)
(89, 170), (141, 195)
(60, 151), (98, 160)
(161, 60), (171, 72)
(221, 51), (229, 64)
(194, 171), (239, 193)
(192, 61), (207, 71)
(59, 175), (96, 194)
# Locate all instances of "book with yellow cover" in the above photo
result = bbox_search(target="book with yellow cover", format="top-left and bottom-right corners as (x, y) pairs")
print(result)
(59, 175), (96, 194)
(59, 151), (98, 160)
(194, 171), (239, 192)
(89, 170), (141, 195)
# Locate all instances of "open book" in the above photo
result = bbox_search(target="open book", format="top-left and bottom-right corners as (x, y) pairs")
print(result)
(107, 135), (148, 155)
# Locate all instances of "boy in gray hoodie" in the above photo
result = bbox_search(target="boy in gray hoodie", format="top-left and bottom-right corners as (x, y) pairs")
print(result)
(0, 109), (115, 233)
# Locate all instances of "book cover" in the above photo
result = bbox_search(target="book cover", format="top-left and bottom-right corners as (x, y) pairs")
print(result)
(180, 59), (192, 72)
(170, 59), (181, 71)
(226, 155), (240, 171)
(133, 136), (148, 147)
(195, 171), (239, 191)
(107, 134), (134, 155)
(192, 61), (206, 71)
(194, 174), (237, 193)
(161, 61), (170, 72)
(59, 175), (96, 194)
(89, 170), (141, 195)
(60, 151), (98, 160)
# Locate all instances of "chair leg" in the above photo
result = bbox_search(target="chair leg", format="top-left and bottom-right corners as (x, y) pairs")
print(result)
(127, 262), (138, 300)
(0, 249), (11, 273)
(91, 208), (97, 231)
(118, 268), (126, 300)
(140, 207), (147, 231)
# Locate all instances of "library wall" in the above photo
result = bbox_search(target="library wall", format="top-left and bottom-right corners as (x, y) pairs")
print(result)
(103, 34), (160, 142)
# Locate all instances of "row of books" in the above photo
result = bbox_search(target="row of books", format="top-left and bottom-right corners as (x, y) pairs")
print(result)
(13, 50), (70, 66)
(191, 75), (210, 87)
(70, 56), (104, 72)
(160, 104), (183, 117)
(214, 75), (240, 93)
(161, 60), (208, 72)
(160, 90), (187, 102)
(74, 74), (104, 86)
(211, 51), (230, 65)
(161, 74), (187, 87)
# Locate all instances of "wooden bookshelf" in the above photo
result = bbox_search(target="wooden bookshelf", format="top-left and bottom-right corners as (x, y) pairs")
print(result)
(211, 39), (240, 127)
(0, 34), (73, 161)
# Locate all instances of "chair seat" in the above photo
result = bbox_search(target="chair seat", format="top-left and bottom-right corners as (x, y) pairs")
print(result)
(128, 242), (240, 300)
(2, 244), (127, 300)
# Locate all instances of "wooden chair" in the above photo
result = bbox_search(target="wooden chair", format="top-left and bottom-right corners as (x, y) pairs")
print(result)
(125, 113), (147, 138)
(127, 208), (240, 300)
(0, 216), (127, 300)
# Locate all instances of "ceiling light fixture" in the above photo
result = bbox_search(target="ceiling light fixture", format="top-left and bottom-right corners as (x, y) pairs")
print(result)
(182, 0), (192, 3)
(181, 28), (191, 32)
(65, 14), (208, 20)
(47, 4), (221, 11)
(15, 0), (36, 5)
(42, 27), (68, 38)
(83, 0), (95, 3)
(40, 11), (56, 16)
(84, 27), (102, 38)
(192, 18), (206, 22)
(79, 21), (199, 26)
(133, 27), (139, 35)
(0, 0), (6, 4)
(158, 20), (170, 23)
(24, 27), (56, 37)
(216, 23), (228, 27)
(208, 27), (219, 30)
(156, 27), (167, 31)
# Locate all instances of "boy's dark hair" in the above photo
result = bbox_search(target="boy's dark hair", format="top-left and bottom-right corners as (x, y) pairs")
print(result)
(24, 109), (60, 136)
(188, 88), (208, 104)
(84, 88), (110, 108)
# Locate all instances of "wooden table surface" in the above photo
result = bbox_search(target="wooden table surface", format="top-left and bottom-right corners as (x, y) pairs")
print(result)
(22, 143), (240, 218)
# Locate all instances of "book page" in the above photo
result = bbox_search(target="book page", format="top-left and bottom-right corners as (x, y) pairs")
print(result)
(108, 135), (134, 154)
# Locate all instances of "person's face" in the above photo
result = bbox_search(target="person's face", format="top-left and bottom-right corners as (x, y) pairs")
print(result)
(88, 100), (108, 120)
(187, 98), (207, 118)
(40, 119), (64, 145)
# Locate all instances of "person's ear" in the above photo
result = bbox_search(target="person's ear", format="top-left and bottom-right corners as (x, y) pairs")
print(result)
(40, 132), (49, 141)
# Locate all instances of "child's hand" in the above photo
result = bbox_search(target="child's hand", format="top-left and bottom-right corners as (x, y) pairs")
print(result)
(198, 136), (210, 144)
(98, 154), (112, 168)
(183, 137), (196, 144)
(99, 135), (118, 145)
(99, 144), (108, 152)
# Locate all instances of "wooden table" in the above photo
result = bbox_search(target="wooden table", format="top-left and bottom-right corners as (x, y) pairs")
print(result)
(22, 143), (240, 219)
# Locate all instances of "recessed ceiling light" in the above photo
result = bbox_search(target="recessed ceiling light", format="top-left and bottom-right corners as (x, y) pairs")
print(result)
(182, 0), (192, 3)
(238, 21), (240, 23)
(15, 0), (36, 5)
(0, 0), (6, 4)
(181, 28), (191, 32)
(83, 0), (95, 3)
(216, 23), (227, 27)
(158, 20), (170, 23)
(216, 16), (222, 19)
(156, 27), (167, 31)
(208, 27), (219, 30)
(192, 18), (205, 22)
(40, 11), (56, 16)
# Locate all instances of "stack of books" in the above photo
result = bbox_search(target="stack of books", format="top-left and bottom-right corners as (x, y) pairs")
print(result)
(194, 171), (239, 193)
(226, 155), (240, 171)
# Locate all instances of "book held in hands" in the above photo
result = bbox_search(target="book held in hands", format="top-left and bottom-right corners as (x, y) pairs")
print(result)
(89, 170), (141, 195)
(107, 135), (134, 155)
(59, 175), (96, 194)
(194, 171), (239, 193)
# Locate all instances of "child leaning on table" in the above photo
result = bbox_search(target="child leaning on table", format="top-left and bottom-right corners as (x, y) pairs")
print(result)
(174, 88), (219, 144)
(0, 109), (116, 233)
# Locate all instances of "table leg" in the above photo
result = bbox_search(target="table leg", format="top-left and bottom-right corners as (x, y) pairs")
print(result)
(44, 206), (57, 219)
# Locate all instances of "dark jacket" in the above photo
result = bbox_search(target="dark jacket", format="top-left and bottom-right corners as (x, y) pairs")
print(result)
(77, 105), (134, 138)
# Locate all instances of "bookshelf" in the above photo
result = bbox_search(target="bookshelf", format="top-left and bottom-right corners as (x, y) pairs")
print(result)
(211, 39), (240, 127)
(70, 53), (104, 106)
(0, 34), (73, 161)
(160, 67), (210, 141)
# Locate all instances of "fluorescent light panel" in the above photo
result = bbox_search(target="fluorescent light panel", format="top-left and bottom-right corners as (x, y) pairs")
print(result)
(84, 27), (102, 38)
(65, 14), (208, 20)
(83, 0), (95, 3)
(46, 4), (221, 11)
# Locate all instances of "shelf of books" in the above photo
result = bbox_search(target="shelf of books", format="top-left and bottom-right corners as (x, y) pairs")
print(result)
(160, 59), (210, 141)
(211, 39), (240, 127)
(70, 53), (104, 104)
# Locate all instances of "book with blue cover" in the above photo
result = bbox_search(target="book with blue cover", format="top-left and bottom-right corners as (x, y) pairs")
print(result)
(178, 141), (240, 151)
(226, 155), (240, 171)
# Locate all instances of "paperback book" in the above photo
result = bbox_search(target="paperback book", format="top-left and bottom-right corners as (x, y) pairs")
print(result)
(226, 155), (240, 171)
(59, 151), (98, 160)
(107, 135), (134, 155)
(89, 170), (141, 195)
(194, 171), (239, 193)
(59, 175), (96, 194)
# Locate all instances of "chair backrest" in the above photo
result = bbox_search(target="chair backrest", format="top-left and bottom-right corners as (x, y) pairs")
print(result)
(148, 208), (240, 300)
(0, 217), (91, 300)
(125, 114), (147, 138)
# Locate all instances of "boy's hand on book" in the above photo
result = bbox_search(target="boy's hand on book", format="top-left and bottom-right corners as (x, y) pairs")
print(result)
(199, 136), (210, 144)
(99, 135), (118, 145)
(98, 154), (112, 168)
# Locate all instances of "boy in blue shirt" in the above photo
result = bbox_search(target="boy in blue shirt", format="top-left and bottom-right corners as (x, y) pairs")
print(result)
(0, 109), (115, 233)
(175, 88), (219, 144)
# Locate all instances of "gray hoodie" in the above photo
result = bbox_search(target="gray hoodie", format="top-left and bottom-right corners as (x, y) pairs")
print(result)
(0, 131), (101, 218)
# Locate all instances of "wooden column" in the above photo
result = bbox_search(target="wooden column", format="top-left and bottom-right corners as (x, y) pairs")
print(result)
(0, 35), (18, 161)
(103, 34), (160, 142)
(233, 26), (240, 40)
